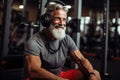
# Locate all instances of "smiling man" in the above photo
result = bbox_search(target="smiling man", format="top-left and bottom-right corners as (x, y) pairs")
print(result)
(24, 0), (101, 80)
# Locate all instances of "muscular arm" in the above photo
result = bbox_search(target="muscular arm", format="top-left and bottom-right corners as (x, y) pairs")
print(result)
(70, 50), (101, 80)
(25, 54), (68, 80)
(70, 50), (94, 75)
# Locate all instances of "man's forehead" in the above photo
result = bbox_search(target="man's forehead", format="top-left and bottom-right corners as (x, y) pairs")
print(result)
(53, 9), (67, 15)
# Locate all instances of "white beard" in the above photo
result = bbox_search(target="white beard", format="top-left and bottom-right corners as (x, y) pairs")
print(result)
(49, 24), (66, 40)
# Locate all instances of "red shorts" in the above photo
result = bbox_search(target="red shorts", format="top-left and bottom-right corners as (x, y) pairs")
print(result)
(59, 69), (79, 80)
(25, 69), (79, 80)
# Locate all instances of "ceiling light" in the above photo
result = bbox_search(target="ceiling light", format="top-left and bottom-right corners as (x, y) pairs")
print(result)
(19, 5), (24, 9)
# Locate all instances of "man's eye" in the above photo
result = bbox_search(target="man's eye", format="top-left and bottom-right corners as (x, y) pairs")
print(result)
(63, 19), (66, 22)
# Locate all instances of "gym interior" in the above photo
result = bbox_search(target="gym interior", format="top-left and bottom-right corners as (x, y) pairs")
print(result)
(0, 0), (120, 80)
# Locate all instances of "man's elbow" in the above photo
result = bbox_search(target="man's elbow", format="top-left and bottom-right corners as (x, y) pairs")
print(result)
(27, 69), (35, 78)
(27, 67), (41, 78)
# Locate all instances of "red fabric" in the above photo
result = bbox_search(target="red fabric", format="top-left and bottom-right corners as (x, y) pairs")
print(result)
(25, 77), (30, 80)
(26, 69), (79, 80)
(59, 69), (79, 80)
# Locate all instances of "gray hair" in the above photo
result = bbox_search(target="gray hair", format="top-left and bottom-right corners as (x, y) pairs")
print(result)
(44, 2), (69, 14)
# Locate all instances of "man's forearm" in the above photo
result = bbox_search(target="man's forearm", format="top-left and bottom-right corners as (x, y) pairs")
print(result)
(78, 58), (94, 75)
(29, 68), (66, 80)
(71, 50), (94, 75)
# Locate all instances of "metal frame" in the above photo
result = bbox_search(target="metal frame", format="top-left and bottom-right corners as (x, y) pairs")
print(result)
(101, 0), (110, 77)
(1, 0), (13, 57)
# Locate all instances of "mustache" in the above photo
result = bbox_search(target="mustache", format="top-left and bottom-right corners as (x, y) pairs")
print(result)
(54, 24), (66, 29)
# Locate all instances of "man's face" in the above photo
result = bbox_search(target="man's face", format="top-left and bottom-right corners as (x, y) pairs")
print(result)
(49, 9), (67, 40)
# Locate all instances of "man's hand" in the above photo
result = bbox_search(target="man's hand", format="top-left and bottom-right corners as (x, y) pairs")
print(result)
(58, 77), (69, 80)
(88, 73), (101, 80)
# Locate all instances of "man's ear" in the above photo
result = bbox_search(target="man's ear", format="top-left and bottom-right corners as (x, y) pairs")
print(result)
(40, 13), (52, 27)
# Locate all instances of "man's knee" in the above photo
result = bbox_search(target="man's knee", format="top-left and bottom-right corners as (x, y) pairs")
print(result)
(76, 69), (84, 80)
